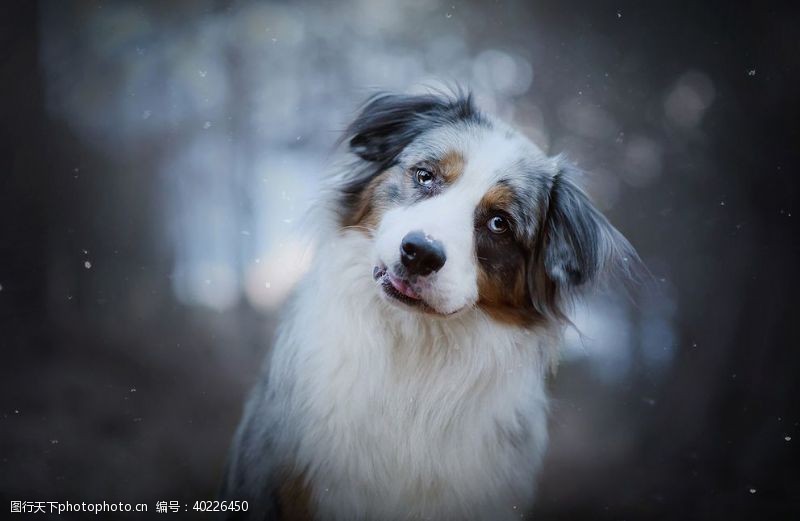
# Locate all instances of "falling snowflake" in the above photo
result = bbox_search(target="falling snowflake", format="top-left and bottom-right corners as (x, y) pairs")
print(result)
(84, 261), (92, 269)
(203, 121), (212, 129)
(749, 488), (756, 494)
(785, 436), (792, 441)
(747, 69), (756, 76)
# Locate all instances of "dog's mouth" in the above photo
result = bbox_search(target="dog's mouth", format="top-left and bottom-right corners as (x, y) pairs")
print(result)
(373, 264), (437, 313)
(373, 265), (469, 318)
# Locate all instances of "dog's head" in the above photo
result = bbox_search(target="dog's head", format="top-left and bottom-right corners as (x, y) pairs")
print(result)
(337, 91), (636, 325)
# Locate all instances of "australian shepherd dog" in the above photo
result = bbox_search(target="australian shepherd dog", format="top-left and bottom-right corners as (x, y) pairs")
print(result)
(221, 90), (637, 520)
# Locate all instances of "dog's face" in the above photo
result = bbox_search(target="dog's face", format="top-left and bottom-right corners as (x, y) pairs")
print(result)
(338, 93), (634, 325)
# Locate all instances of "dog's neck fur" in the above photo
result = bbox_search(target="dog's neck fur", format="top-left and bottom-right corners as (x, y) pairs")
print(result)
(269, 230), (559, 520)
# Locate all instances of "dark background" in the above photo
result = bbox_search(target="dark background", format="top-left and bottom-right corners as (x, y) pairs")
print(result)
(1, 1), (798, 519)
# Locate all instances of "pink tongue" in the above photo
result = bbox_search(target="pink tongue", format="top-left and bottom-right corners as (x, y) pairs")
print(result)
(388, 273), (421, 299)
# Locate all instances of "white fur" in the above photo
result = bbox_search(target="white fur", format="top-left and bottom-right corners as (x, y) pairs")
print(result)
(374, 186), (479, 314)
(266, 227), (559, 521)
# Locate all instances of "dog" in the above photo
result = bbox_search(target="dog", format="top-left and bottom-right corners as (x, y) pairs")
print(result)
(220, 90), (637, 520)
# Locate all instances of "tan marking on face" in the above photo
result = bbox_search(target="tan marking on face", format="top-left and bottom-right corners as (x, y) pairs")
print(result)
(480, 183), (515, 209)
(476, 263), (535, 327)
(438, 150), (465, 184)
(342, 170), (391, 233)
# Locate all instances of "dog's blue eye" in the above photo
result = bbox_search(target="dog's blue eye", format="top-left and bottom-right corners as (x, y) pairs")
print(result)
(414, 168), (434, 186)
(487, 215), (509, 234)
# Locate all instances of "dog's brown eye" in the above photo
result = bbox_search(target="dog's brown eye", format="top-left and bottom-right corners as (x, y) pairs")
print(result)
(487, 215), (509, 234)
(414, 168), (434, 186)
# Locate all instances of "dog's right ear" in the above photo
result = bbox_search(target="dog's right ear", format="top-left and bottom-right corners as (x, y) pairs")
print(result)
(346, 92), (478, 167)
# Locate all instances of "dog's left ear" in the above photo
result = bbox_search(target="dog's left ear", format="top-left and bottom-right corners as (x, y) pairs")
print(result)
(529, 162), (638, 320)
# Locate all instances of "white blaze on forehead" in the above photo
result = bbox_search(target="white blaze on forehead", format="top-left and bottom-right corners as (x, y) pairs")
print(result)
(374, 122), (541, 315)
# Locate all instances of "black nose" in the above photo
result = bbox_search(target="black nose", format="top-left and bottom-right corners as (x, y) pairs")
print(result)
(400, 231), (446, 276)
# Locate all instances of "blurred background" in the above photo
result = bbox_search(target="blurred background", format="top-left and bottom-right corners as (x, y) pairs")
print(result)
(1, 0), (798, 519)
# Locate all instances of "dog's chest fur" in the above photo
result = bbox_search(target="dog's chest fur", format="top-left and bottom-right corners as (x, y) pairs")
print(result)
(269, 232), (554, 520)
